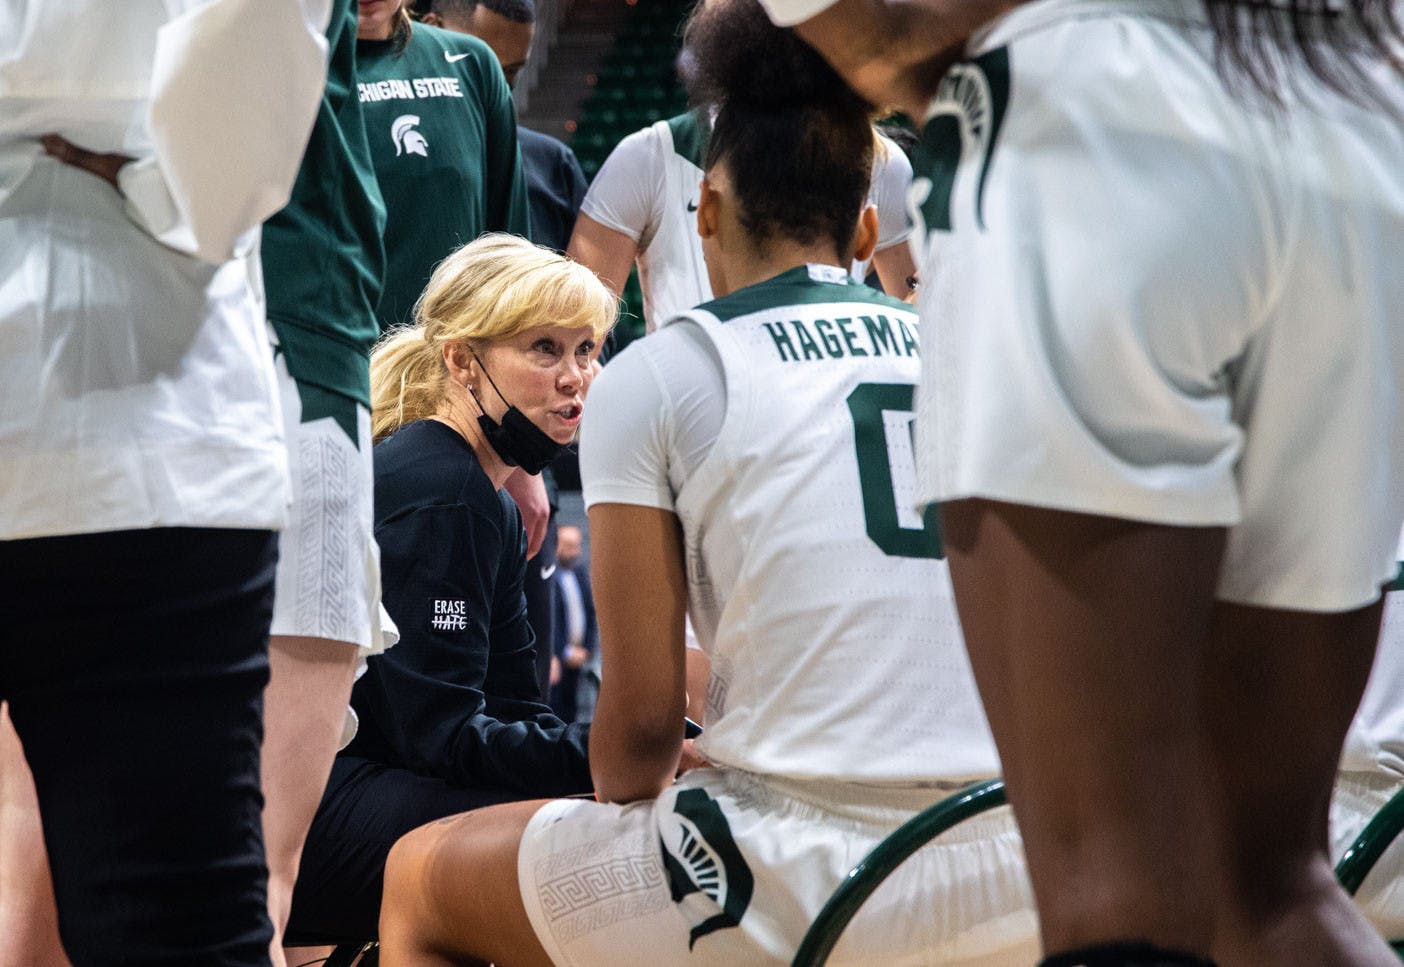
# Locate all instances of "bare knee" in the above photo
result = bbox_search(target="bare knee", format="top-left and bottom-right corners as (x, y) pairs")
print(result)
(380, 827), (439, 956)
(383, 824), (437, 922)
(381, 822), (499, 967)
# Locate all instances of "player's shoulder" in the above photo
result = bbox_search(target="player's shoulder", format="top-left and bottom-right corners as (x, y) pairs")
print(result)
(697, 266), (912, 323)
(410, 23), (498, 76)
(518, 126), (569, 159)
(660, 110), (710, 169)
(599, 120), (668, 173)
(970, 0), (1218, 119)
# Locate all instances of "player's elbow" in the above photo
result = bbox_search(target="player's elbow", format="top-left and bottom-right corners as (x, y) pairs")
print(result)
(589, 710), (681, 804)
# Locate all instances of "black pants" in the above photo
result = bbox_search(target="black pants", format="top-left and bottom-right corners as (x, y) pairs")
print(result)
(286, 755), (523, 943)
(1, 527), (277, 967)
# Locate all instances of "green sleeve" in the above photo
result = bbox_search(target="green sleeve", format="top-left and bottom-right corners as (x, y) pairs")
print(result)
(475, 51), (532, 241)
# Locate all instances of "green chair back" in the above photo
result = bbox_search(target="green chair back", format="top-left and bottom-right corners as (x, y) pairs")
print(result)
(1335, 785), (1404, 895)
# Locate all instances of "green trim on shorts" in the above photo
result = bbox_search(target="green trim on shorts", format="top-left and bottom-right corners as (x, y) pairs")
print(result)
(276, 346), (363, 448)
(296, 381), (361, 448)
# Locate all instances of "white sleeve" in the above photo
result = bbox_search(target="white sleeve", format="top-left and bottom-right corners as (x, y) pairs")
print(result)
(117, 0), (332, 264)
(578, 126), (664, 247)
(579, 322), (725, 511)
(871, 135), (914, 252)
(754, 0), (839, 26)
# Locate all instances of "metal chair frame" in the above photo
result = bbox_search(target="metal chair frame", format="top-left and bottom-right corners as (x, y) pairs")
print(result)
(793, 779), (1404, 967)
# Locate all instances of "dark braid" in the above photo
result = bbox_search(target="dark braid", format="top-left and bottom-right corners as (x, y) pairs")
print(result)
(1204, 0), (1402, 103)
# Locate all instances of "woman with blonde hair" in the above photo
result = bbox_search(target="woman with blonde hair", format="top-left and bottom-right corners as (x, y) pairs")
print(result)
(284, 234), (616, 947)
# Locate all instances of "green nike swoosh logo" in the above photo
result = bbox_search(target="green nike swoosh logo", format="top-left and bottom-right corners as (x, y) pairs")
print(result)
(686, 200), (698, 212)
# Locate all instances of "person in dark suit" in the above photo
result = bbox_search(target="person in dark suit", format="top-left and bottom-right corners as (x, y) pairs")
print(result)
(549, 524), (598, 722)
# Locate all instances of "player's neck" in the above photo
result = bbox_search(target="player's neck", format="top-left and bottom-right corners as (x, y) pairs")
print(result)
(715, 238), (848, 296)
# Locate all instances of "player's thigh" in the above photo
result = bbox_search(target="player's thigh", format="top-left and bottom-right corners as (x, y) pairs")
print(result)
(518, 771), (1032, 967)
(944, 501), (1224, 816)
(383, 799), (553, 967)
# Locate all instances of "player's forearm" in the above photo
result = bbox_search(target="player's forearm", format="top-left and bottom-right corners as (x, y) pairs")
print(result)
(788, 0), (1018, 116)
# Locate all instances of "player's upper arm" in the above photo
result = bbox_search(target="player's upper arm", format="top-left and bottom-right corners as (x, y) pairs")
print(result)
(567, 214), (638, 298)
(578, 343), (676, 510)
(577, 127), (663, 247)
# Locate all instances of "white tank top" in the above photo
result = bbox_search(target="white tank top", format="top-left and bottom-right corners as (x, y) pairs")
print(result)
(668, 264), (999, 784)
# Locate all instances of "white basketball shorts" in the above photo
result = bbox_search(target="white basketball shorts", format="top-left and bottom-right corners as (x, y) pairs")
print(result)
(518, 768), (1037, 966)
(270, 355), (387, 654)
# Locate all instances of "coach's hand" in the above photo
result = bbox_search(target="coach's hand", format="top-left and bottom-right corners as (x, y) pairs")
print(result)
(40, 134), (133, 191)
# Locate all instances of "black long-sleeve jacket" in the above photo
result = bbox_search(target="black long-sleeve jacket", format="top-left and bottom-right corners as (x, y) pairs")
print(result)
(344, 418), (592, 796)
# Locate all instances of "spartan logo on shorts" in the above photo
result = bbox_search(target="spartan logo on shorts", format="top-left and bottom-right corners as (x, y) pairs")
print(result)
(909, 46), (1010, 242)
(658, 788), (754, 949)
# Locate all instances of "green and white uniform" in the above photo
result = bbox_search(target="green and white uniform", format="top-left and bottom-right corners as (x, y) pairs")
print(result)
(262, 0), (389, 653)
(357, 24), (530, 329)
(902, 0), (1404, 612)
(581, 111), (914, 332)
(516, 266), (1033, 966)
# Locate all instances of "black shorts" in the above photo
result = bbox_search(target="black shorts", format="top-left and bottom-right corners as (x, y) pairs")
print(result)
(287, 754), (526, 944)
(1, 527), (277, 967)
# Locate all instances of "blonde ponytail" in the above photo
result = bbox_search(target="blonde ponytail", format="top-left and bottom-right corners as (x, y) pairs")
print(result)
(369, 326), (446, 443)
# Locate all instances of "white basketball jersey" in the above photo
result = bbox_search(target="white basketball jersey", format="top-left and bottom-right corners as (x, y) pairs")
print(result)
(635, 113), (712, 332)
(667, 264), (999, 784)
(583, 112), (913, 333)
(907, 0), (1404, 611)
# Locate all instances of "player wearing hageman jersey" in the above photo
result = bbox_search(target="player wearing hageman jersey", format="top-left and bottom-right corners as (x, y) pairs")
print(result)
(569, 109), (919, 332)
(764, 0), (1404, 965)
(377, 6), (1036, 965)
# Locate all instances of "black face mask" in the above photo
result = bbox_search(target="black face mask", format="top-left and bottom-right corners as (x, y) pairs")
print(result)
(468, 353), (570, 475)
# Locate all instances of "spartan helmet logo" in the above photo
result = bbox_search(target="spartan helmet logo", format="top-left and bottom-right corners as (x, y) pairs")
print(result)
(659, 789), (754, 949)
(391, 114), (428, 157)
